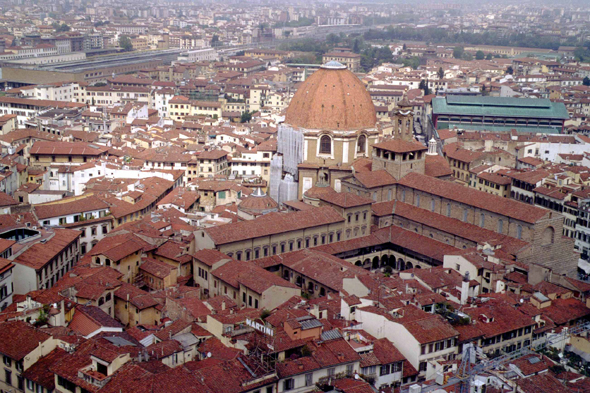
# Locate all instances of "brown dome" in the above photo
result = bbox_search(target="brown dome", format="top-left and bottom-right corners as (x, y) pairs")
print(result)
(285, 62), (377, 131)
(238, 188), (279, 214)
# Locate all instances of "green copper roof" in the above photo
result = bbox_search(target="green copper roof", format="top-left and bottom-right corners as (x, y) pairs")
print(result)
(436, 122), (561, 134)
(432, 96), (569, 120)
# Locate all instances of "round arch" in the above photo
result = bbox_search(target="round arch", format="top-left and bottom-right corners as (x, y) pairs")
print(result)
(398, 258), (405, 271)
(542, 226), (555, 245)
(372, 257), (380, 269)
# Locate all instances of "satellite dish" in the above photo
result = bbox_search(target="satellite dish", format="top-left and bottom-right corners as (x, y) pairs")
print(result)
(354, 373), (359, 380)
(206, 352), (212, 358)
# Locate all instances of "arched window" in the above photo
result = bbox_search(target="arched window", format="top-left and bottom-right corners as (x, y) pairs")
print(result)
(542, 226), (555, 245)
(319, 135), (331, 155)
(357, 135), (366, 154)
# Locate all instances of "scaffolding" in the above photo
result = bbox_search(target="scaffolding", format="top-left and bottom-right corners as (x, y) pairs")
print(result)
(277, 124), (303, 178)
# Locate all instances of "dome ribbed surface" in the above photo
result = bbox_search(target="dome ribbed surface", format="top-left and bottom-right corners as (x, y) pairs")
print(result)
(285, 65), (377, 131)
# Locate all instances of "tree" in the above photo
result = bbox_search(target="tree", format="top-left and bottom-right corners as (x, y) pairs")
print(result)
(574, 46), (590, 62)
(475, 50), (485, 60)
(401, 56), (420, 69)
(240, 111), (252, 123)
(453, 46), (464, 59)
(301, 345), (312, 357)
(360, 52), (376, 72)
(419, 79), (430, 96)
(507, 65), (514, 75)
(326, 33), (339, 45)
(485, 53), (493, 60)
(352, 38), (362, 54)
(402, 43), (407, 51)
(584, 77), (590, 86)
(119, 35), (133, 52)
(376, 46), (393, 64)
(52, 22), (70, 32)
(437, 67), (444, 80)
(35, 305), (50, 327)
(462, 52), (473, 61)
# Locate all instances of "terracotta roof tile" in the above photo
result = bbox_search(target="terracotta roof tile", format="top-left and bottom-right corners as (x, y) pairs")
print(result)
(204, 206), (344, 245)
(0, 321), (51, 360)
(373, 139), (427, 153)
(399, 172), (549, 224)
(285, 66), (377, 131)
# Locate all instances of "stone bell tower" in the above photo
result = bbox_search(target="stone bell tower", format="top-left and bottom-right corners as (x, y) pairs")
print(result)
(392, 98), (414, 142)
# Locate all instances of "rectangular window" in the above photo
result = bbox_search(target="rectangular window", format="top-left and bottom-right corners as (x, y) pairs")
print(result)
(346, 364), (353, 376)
(283, 379), (294, 391)
(305, 373), (312, 386)
(498, 219), (503, 234)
